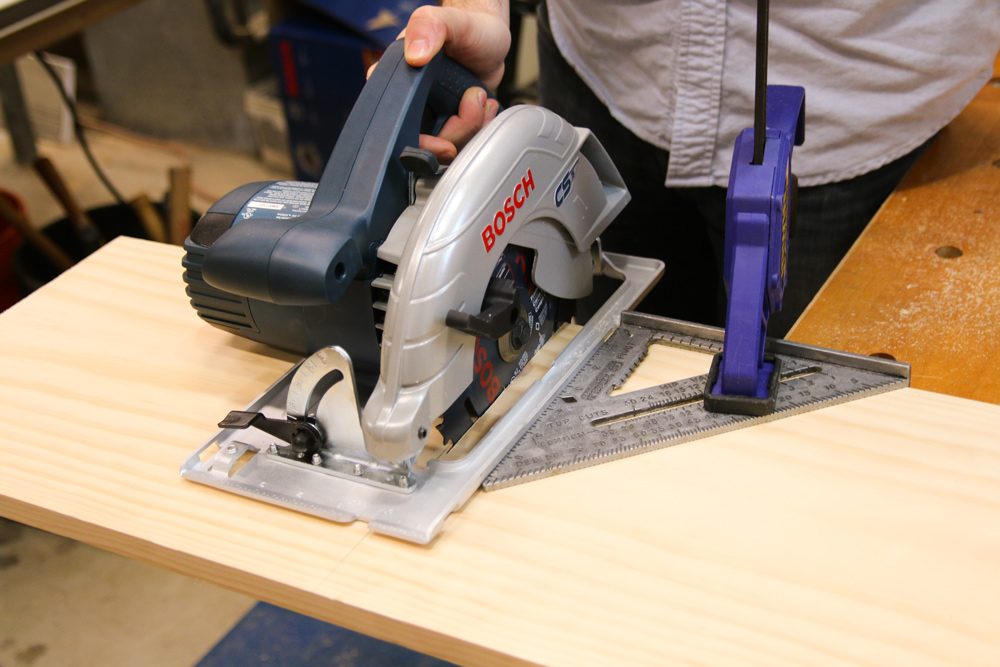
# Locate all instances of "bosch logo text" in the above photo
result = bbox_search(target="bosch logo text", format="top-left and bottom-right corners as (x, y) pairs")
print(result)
(555, 159), (579, 207)
(482, 169), (535, 252)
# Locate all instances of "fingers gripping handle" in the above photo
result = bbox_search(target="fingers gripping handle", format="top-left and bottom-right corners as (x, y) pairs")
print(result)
(351, 37), (498, 158)
(425, 56), (501, 135)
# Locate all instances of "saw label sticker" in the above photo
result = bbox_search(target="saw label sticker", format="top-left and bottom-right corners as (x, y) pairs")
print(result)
(238, 181), (317, 221)
(482, 169), (535, 253)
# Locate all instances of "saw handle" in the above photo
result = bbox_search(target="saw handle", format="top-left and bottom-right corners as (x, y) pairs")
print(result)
(422, 55), (501, 136)
(198, 38), (499, 306)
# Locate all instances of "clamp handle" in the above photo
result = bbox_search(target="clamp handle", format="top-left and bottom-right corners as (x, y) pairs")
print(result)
(200, 39), (498, 305)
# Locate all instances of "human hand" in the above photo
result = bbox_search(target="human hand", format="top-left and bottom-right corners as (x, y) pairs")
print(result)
(421, 85), (500, 162)
(403, 4), (510, 90)
(369, 3), (510, 161)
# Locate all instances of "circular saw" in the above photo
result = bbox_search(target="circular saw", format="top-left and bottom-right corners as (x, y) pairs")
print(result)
(179, 39), (664, 543)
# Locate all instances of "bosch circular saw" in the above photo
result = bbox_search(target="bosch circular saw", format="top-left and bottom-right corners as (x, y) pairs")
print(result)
(180, 39), (663, 543)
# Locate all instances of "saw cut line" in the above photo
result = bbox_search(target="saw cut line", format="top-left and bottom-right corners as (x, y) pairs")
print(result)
(483, 313), (910, 491)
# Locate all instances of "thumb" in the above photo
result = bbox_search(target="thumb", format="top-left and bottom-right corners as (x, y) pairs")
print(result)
(403, 7), (444, 67)
(402, 6), (510, 90)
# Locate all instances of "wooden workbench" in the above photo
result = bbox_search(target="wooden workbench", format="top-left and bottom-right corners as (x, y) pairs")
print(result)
(2, 237), (1000, 666)
(788, 62), (1000, 404)
(0, 0), (141, 67)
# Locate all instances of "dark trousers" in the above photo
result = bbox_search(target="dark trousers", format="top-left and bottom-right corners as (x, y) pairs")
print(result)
(535, 2), (928, 336)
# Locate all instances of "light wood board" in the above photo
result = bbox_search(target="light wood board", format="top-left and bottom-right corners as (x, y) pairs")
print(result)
(3, 237), (1000, 666)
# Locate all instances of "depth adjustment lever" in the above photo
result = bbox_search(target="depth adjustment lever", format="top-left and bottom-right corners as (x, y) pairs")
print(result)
(218, 411), (324, 459)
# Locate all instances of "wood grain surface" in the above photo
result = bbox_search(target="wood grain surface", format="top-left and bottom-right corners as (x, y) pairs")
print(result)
(2, 238), (1000, 666)
(788, 65), (1000, 404)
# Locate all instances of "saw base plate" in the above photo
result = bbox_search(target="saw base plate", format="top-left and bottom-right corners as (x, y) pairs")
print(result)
(180, 253), (663, 544)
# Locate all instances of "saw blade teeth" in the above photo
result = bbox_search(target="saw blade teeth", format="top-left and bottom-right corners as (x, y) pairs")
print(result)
(437, 392), (477, 446)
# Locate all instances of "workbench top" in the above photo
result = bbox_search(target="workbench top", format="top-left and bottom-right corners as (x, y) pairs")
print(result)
(788, 61), (1000, 405)
(2, 237), (1000, 666)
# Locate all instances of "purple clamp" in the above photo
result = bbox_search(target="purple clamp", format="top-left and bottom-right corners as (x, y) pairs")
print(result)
(704, 85), (805, 416)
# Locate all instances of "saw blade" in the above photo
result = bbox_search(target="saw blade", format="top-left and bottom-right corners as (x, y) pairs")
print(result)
(437, 245), (559, 446)
(482, 312), (910, 491)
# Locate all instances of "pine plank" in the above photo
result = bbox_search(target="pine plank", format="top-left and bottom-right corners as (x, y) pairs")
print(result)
(2, 237), (1000, 666)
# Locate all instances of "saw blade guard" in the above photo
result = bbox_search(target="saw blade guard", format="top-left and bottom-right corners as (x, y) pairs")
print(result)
(363, 105), (630, 464)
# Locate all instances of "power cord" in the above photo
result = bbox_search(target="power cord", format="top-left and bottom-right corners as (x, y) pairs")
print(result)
(32, 52), (128, 207)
